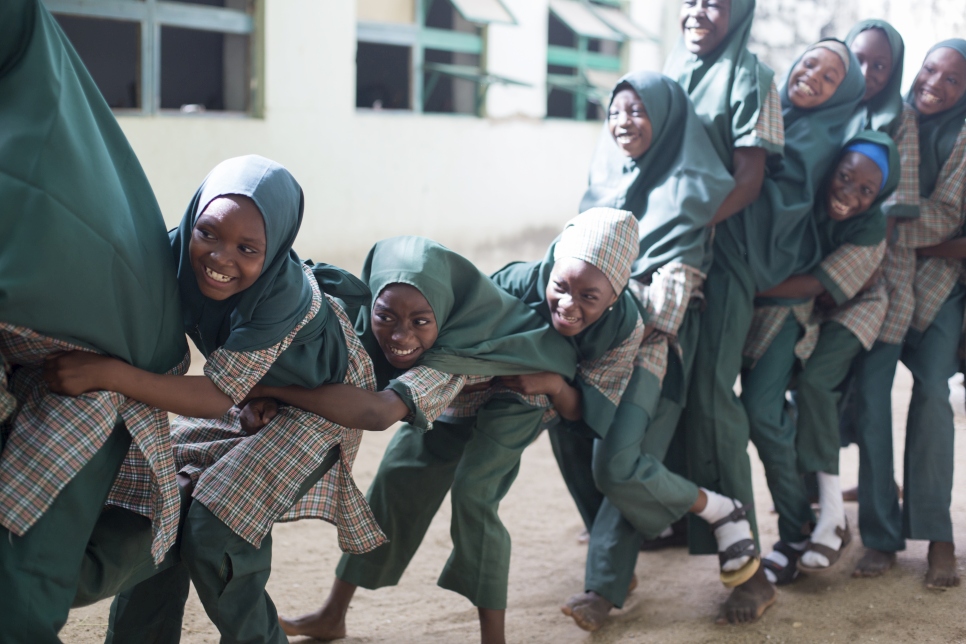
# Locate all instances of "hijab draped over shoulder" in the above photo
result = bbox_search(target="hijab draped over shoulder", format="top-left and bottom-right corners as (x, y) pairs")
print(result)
(663, 0), (780, 166)
(911, 39), (966, 197)
(845, 20), (905, 137)
(0, 0), (185, 373)
(355, 236), (579, 388)
(173, 155), (370, 388)
(580, 72), (735, 277)
(717, 39), (865, 292)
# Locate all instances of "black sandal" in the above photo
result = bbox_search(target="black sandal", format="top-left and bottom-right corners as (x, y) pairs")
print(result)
(762, 540), (802, 586)
(708, 502), (760, 588)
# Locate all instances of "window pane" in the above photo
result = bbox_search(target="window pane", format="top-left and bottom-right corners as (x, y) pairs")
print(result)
(160, 26), (250, 111)
(356, 42), (411, 110)
(424, 49), (479, 114)
(54, 15), (139, 109)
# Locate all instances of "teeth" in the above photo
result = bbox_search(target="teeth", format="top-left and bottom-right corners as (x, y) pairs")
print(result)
(389, 346), (417, 356)
(617, 134), (635, 144)
(831, 198), (850, 215)
(205, 266), (233, 283)
(689, 28), (710, 36)
(558, 313), (579, 323)
(797, 80), (816, 96)
(920, 91), (941, 105)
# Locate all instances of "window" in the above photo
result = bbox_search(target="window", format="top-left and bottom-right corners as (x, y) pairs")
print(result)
(546, 0), (653, 120)
(356, 0), (527, 115)
(45, 0), (257, 115)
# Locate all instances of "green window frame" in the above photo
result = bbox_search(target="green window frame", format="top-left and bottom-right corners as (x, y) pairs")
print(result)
(43, 0), (260, 116)
(356, 0), (527, 116)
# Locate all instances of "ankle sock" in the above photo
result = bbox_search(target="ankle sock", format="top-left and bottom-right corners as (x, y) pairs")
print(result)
(762, 540), (807, 583)
(800, 472), (845, 568)
(697, 489), (753, 572)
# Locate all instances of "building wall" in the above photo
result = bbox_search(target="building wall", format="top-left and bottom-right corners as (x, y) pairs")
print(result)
(117, 0), (663, 272)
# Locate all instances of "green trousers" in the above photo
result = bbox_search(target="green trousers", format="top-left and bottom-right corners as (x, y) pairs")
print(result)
(103, 445), (340, 644)
(683, 246), (759, 555)
(0, 418), (130, 644)
(853, 284), (966, 551)
(337, 399), (545, 610)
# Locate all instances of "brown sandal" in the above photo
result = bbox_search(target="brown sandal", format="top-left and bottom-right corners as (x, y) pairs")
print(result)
(797, 522), (852, 574)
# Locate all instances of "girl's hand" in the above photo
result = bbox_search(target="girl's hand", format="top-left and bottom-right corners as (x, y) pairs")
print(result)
(460, 380), (493, 394)
(43, 351), (119, 396)
(496, 372), (565, 396)
(238, 397), (279, 435)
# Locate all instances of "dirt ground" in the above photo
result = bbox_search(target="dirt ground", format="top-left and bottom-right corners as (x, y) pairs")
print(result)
(61, 363), (966, 643)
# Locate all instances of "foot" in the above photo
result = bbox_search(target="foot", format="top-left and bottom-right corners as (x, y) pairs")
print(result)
(715, 566), (776, 625)
(576, 528), (589, 544)
(561, 591), (613, 632)
(627, 573), (638, 595)
(925, 541), (960, 590)
(799, 522), (851, 573)
(852, 548), (896, 578)
(278, 607), (346, 641)
(762, 541), (804, 585)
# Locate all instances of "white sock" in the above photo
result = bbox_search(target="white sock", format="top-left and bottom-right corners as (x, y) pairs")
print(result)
(762, 540), (807, 583)
(696, 489), (753, 572)
(800, 472), (845, 568)
(656, 525), (674, 539)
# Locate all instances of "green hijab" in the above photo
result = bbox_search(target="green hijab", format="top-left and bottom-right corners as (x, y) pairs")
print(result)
(910, 39), (966, 197)
(845, 20), (905, 137)
(355, 236), (579, 389)
(0, 0), (185, 374)
(718, 39), (866, 292)
(579, 72), (735, 276)
(663, 0), (781, 166)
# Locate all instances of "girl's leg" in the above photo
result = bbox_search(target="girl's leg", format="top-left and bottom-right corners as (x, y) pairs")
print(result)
(548, 425), (601, 532)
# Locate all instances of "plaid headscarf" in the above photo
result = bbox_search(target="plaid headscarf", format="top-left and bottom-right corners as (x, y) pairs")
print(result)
(553, 208), (639, 295)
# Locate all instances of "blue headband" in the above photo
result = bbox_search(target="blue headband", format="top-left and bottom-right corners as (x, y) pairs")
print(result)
(844, 141), (889, 189)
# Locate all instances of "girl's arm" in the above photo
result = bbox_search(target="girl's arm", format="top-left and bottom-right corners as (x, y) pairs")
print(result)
(44, 351), (233, 418)
(495, 373), (582, 421)
(756, 274), (825, 300)
(252, 382), (407, 432)
(917, 236), (966, 259)
(708, 147), (768, 226)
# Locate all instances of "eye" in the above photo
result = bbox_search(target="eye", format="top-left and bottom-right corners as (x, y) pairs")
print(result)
(861, 186), (874, 196)
(552, 280), (567, 293)
(238, 245), (258, 255)
(583, 293), (598, 302)
(374, 312), (392, 323)
(413, 318), (435, 327)
(196, 228), (214, 240)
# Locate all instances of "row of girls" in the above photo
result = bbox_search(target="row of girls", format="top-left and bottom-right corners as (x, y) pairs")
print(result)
(2, 0), (965, 641)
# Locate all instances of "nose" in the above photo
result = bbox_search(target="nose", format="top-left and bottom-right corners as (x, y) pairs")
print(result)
(391, 324), (411, 344)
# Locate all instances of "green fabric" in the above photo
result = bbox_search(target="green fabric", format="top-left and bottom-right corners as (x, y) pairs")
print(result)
(717, 39), (866, 293)
(0, 418), (130, 644)
(845, 20), (905, 137)
(795, 321), (862, 476)
(356, 236), (578, 387)
(106, 562), (189, 644)
(548, 425), (601, 531)
(338, 401), (545, 610)
(579, 71), (735, 276)
(0, 0), (186, 374)
(491, 240), (641, 436)
(664, 0), (781, 165)
(911, 39), (966, 197)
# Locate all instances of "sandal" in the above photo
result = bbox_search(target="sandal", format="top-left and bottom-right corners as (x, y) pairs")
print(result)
(761, 541), (802, 586)
(797, 522), (852, 574)
(708, 502), (760, 588)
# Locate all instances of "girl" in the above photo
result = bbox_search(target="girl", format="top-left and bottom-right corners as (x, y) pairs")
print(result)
(47, 155), (388, 643)
(681, 38), (864, 623)
(849, 39), (966, 587)
(0, 1), (187, 640)
(555, 72), (757, 632)
(739, 133), (898, 585)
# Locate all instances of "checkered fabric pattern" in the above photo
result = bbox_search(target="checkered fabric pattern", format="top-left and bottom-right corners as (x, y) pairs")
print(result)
(394, 365), (469, 430)
(735, 80), (785, 150)
(554, 208), (640, 296)
(823, 282), (888, 350)
(743, 302), (818, 365)
(883, 104), (921, 217)
(816, 242), (886, 304)
(876, 244), (917, 344)
(0, 357), (14, 426)
(174, 269), (385, 553)
(0, 324), (189, 563)
(911, 257), (962, 333)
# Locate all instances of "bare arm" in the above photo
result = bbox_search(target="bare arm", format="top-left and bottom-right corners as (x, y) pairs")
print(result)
(756, 274), (825, 300)
(253, 382), (407, 432)
(44, 351), (233, 418)
(917, 236), (966, 259)
(709, 147), (768, 226)
(496, 372), (582, 421)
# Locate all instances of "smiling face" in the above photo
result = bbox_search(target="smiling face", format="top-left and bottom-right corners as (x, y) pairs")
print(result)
(826, 151), (883, 221)
(189, 195), (267, 300)
(608, 88), (654, 159)
(679, 0), (731, 56)
(850, 28), (893, 102)
(911, 46), (966, 116)
(545, 257), (619, 337)
(370, 283), (439, 369)
(787, 47), (846, 109)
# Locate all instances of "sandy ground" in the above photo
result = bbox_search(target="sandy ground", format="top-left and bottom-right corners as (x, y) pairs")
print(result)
(61, 363), (966, 643)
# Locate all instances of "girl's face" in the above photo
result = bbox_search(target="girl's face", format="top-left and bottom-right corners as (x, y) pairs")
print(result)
(545, 257), (619, 337)
(911, 47), (966, 116)
(680, 0), (731, 56)
(851, 28), (893, 102)
(608, 88), (653, 159)
(189, 196), (267, 300)
(826, 151), (882, 221)
(371, 284), (439, 369)
(787, 48), (846, 109)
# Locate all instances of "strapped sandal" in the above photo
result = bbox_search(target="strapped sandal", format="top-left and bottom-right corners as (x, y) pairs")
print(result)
(762, 541), (802, 586)
(708, 502), (760, 588)
(797, 522), (852, 575)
